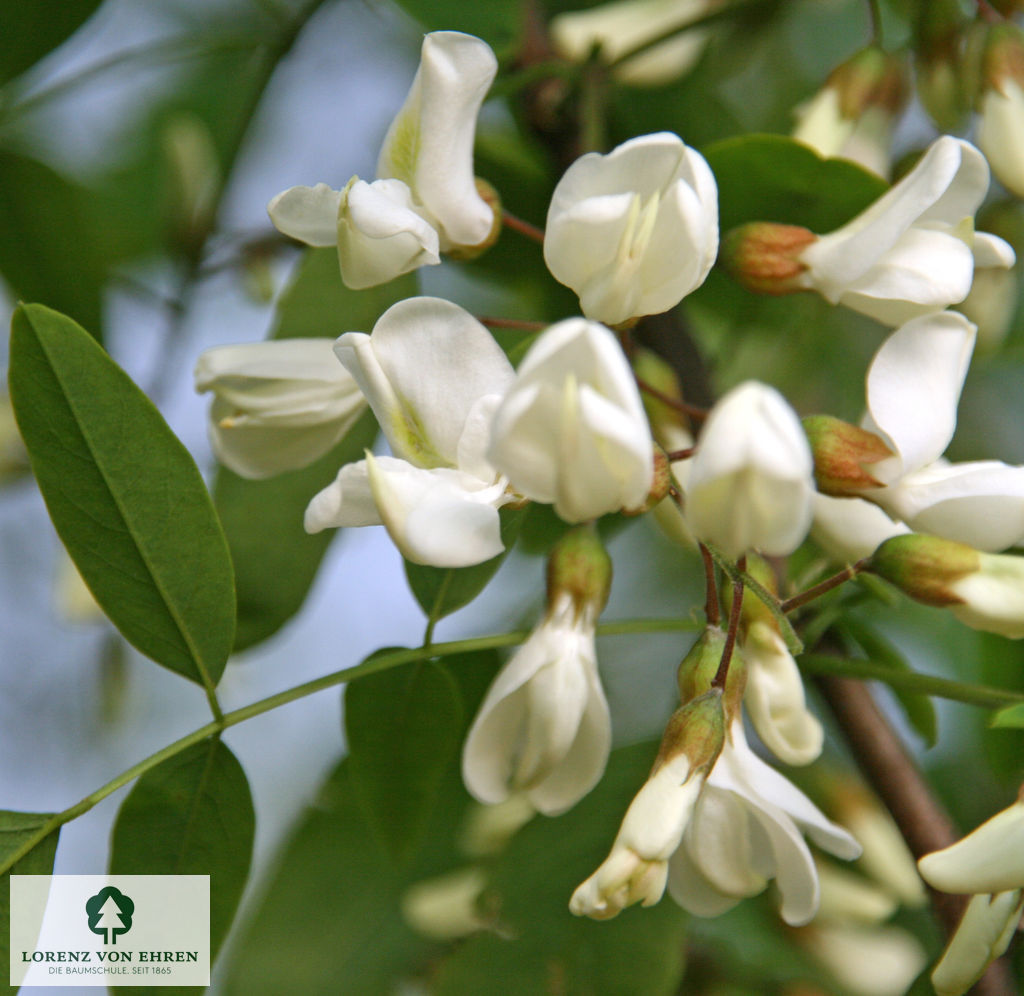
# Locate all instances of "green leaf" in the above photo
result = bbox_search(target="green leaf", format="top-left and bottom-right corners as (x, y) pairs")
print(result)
(271, 248), (419, 341)
(222, 759), (429, 996)
(213, 252), (418, 652)
(704, 134), (888, 234)
(0, 152), (112, 337)
(216, 409), (378, 651)
(9, 304), (236, 686)
(388, 0), (522, 55)
(110, 738), (254, 969)
(404, 505), (527, 621)
(1, 811), (60, 996)
(837, 618), (938, 746)
(435, 741), (688, 995)
(346, 657), (463, 865)
(223, 650), (500, 994)
(0, 0), (103, 86)
(991, 702), (1024, 729)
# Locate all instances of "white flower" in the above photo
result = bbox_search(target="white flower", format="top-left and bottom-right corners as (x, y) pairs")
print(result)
(194, 338), (366, 479)
(685, 381), (815, 558)
(377, 30), (497, 251)
(267, 31), (496, 287)
(801, 921), (927, 996)
(918, 799), (1024, 896)
(918, 798), (1024, 995)
(462, 592), (611, 816)
(977, 25), (1024, 201)
(550, 0), (716, 88)
(544, 132), (718, 326)
(929, 891), (1024, 996)
(304, 297), (515, 567)
(798, 136), (1014, 326)
(570, 751), (705, 918)
(810, 493), (910, 563)
(742, 620), (823, 766)
(981, 77), (1024, 198)
(488, 318), (654, 523)
(859, 311), (1024, 551)
(667, 720), (862, 926)
(793, 87), (894, 180)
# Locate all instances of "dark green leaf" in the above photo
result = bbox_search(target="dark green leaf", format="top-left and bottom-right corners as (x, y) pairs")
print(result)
(837, 618), (938, 746)
(110, 738), (254, 970)
(222, 759), (428, 996)
(0, 0), (103, 85)
(404, 506), (526, 621)
(0, 152), (111, 337)
(223, 651), (500, 994)
(704, 134), (888, 234)
(1, 811), (60, 996)
(217, 409), (378, 651)
(9, 304), (236, 686)
(435, 741), (688, 995)
(346, 657), (463, 865)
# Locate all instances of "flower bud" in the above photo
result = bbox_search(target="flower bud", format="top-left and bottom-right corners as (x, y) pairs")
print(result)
(792, 47), (908, 179)
(868, 534), (981, 607)
(720, 222), (817, 295)
(488, 318), (655, 523)
(686, 381), (815, 558)
(677, 626), (747, 719)
(544, 132), (718, 326)
(977, 23), (1024, 200)
(912, 0), (976, 132)
(872, 534), (1024, 638)
(546, 524), (613, 620)
(162, 112), (220, 255)
(802, 415), (893, 497)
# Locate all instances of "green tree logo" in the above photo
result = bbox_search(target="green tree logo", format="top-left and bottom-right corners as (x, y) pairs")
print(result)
(85, 886), (135, 944)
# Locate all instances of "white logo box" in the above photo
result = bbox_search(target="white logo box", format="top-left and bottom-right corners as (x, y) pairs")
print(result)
(10, 875), (210, 987)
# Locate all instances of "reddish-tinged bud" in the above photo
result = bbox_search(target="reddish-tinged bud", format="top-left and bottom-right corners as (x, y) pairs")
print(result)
(655, 688), (726, 774)
(802, 415), (893, 496)
(827, 46), (908, 121)
(624, 446), (671, 515)
(721, 222), (817, 295)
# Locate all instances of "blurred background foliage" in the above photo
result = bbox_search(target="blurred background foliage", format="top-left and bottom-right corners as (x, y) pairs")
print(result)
(1, 0), (1023, 993)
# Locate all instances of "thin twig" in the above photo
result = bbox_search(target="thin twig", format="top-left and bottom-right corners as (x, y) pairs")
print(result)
(712, 554), (745, 689)
(502, 210), (545, 244)
(477, 316), (546, 331)
(780, 559), (869, 614)
(635, 375), (709, 420)
(700, 543), (720, 626)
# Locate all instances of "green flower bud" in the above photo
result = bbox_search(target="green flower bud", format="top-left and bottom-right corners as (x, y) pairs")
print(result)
(546, 524), (613, 619)
(802, 414), (893, 496)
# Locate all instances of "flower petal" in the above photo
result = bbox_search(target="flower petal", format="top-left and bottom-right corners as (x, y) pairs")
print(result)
(918, 801), (1024, 894)
(863, 311), (976, 476)
(365, 453), (506, 566)
(304, 457), (384, 532)
(876, 460), (1024, 551)
(337, 177), (440, 289)
(377, 31), (496, 249)
(267, 182), (341, 247)
(335, 297), (514, 468)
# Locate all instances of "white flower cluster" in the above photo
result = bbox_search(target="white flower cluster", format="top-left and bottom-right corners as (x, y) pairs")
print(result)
(193, 26), (1024, 954)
